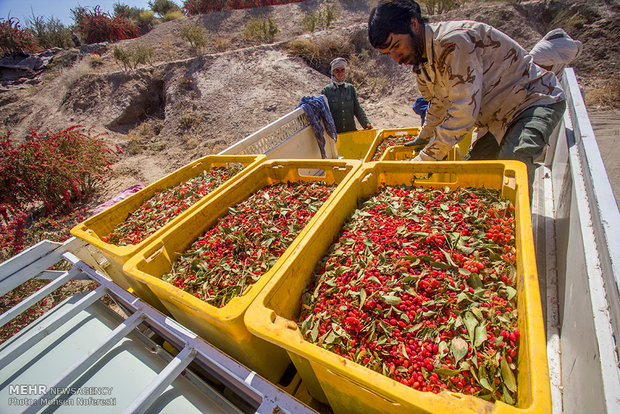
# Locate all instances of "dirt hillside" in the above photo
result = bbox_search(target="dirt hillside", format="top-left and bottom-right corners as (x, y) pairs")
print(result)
(1, 0), (618, 206)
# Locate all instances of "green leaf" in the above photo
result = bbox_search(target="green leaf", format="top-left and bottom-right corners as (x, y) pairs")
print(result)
(438, 341), (449, 358)
(310, 323), (319, 342)
(502, 385), (515, 405)
(474, 325), (487, 348)
(463, 311), (478, 341)
(457, 292), (469, 303)
(458, 268), (471, 276)
(501, 356), (517, 392)
(401, 343), (409, 359)
(359, 288), (367, 310)
(472, 307), (484, 322)
(324, 330), (338, 345)
(382, 295), (402, 306)
(435, 367), (462, 378)
(506, 286), (517, 301)
(451, 337), (468, 365)
(480, 376), (493, 391)
(468, 273), (483, 289)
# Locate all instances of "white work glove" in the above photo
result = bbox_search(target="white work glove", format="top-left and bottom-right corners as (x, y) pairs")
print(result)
(412, 150), (436, 162)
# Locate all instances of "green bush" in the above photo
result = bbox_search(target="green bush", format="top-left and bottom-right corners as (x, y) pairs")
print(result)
(113, 3), (145, 20)
(162, 10), (184, 21)
(243, 16), (279, 44)
(139, 10), (156, 24)
(113, 44), (154, 70)
(302, 4), (337, 32)
(180, 23), (206, 50)
(27, 15), (74, 49)
(149, 0), (182, 16)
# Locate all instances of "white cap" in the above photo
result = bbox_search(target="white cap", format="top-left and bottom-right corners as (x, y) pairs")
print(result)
(330, 57), (347, 73)
(530, 28), (582, 76)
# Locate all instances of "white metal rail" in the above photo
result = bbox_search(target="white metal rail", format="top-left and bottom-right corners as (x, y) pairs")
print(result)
(534, 68), (620, 414)
(0, 239), (315, 414)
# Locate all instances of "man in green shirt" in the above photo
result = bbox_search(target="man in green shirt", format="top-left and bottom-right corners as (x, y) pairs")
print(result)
(321, 57), (373, 133)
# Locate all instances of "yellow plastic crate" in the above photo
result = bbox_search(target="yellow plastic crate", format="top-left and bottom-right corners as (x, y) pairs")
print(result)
(380, 130), (473, 162)
(364, 127), (421, 162)
(370, 128), (474, 162)
(245, 161), (549, 414)
(336, 128), (378, 159)
(122, 159), (361, 382)
(70, 155), (266, 309)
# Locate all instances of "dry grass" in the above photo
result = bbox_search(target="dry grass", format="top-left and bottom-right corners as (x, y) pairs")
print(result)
(178, 111), (204, 130)
(125, 119), (164, 155)
(286, 34), (354, 74)
(585, 74), (620, 109)
(214, 36), (231, 52)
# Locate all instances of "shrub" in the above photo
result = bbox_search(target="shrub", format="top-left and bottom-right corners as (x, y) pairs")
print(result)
(162, 10), (185, 21)
(420, 0), (461, 15)
(180, 23), (206, 50)
(139, 10), (156, 25)
(178, 111), (203, 130)
(243, 16), (278, 43)
(72, 5), (139, 44)
(113, 3), (145, 20)
(286, 34), (353, 73)
(183, 0), (303, 16)
(27, 15), (74, 50)
(113, 44), (154, 70)
(302, 4), (337, 32)
(0, 126), (120, 258)
(0, 17), (39, 56)
(214, 35), (230, 51)
(149, 0), (182, 16)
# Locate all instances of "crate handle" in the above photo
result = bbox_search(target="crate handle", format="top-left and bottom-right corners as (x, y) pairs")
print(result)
(146, 245), (165, 263)
(504, 175), (516, 190)
(360, 172), (373, 183)
(297, 168), (326, 178)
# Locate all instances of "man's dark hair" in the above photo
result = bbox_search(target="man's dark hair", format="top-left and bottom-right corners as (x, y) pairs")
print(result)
(368, 0), (427, 49)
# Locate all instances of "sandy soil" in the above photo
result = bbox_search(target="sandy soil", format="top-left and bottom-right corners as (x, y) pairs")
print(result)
(590, 109), (620, 206)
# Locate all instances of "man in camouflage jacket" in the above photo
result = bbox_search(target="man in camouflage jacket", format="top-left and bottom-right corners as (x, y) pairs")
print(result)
(368, 0), (566, 191)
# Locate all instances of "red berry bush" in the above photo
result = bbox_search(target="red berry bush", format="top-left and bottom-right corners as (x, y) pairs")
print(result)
(164, 181), (334, 307)
(72, 6), (139, 44)
(183, 0), (303, 16)
(103, 165), (244, 246)
(0, 126), (120, 261)
(298, 185), (520, 404)
(0, 17), (39, 56)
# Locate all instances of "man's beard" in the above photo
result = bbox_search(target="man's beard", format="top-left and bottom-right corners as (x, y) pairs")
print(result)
(407, 26), (425, 67)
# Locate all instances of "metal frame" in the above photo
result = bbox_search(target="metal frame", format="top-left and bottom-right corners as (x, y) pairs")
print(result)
(219, 95), (338, 159)
(0, 239), (315, 414)
(533, 68), (620, 414)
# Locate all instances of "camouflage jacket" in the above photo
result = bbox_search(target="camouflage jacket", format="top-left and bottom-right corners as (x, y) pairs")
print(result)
(416, 21), (565, 161)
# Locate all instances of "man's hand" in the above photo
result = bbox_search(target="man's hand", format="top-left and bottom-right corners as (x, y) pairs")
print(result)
(404, 137), (430, 148)
(365, 123), (373, 129)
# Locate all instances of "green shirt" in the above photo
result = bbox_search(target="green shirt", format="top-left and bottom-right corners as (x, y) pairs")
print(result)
(321, 82), (370, 133)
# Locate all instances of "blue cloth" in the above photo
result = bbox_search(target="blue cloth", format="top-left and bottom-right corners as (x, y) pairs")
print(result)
(297, 96), (338, 158)
(413, 96), (429, 125)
